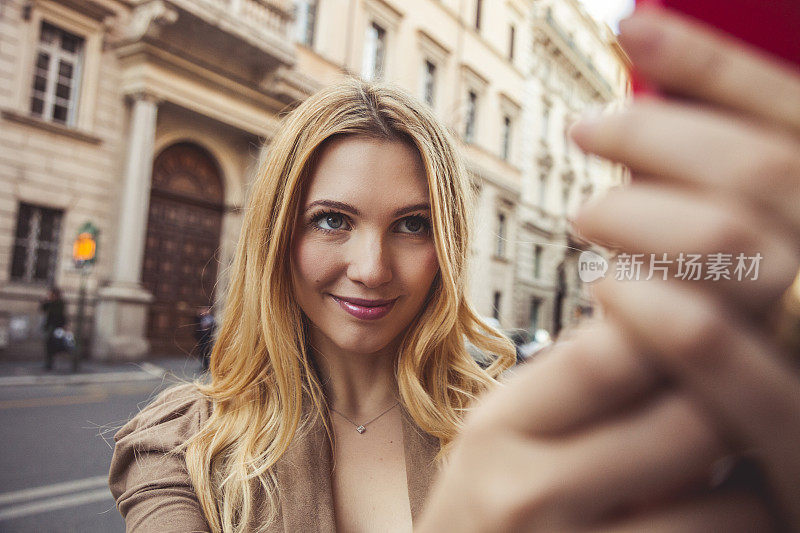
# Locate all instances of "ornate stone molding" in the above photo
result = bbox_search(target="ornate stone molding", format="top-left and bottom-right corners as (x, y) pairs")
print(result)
(125, 91), (163, 106)
(123, 0), (178, 43)
(537, 152), (553, 170)
(259, 65), (319, 106)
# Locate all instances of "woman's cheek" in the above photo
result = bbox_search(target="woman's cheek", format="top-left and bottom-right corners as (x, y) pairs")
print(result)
(293, 236), (338, 288)
(412, 242), (440, 288)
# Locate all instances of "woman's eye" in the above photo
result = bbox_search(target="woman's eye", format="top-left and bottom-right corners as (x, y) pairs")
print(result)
(314, 213), (349, 231)
(397, 216), (430, 235)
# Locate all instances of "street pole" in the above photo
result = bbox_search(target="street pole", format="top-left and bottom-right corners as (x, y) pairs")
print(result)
(72, 221), (98, 372)
(73, 267), (87, 373)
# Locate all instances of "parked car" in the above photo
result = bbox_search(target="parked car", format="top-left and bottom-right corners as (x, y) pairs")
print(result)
(466, 319), (552, 368)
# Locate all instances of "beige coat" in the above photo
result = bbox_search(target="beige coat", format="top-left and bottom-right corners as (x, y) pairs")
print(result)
(109, 384), (440, 532)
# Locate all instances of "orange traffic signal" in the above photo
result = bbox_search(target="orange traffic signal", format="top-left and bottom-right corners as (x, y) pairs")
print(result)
(73, 232), (96, 262)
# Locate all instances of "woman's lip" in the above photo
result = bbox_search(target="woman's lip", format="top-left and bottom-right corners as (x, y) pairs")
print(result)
(331, 295), (396, 307)
(330, 295), (397, 320)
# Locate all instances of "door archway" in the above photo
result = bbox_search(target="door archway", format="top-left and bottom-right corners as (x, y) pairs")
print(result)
(142, 142), (224, 355)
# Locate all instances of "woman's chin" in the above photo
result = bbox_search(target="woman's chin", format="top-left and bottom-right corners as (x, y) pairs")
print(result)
(322, 330), (400, 357)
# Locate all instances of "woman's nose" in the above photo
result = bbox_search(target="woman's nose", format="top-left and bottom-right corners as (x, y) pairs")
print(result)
(346, 232), (393, 288)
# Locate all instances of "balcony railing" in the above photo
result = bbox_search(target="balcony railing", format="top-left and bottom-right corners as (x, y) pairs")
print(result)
(543, 8), (612, 96)
(223, 0), (293, 38)
(145, 0), (297, 67)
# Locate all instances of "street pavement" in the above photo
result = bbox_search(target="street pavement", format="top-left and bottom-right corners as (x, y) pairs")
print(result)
(0, 355), (206, 532)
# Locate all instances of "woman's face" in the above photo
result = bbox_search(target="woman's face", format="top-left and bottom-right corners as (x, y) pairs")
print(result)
(291, 136), (440, 356)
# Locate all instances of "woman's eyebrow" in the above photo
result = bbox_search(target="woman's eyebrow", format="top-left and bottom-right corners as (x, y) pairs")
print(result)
(305, 199), (360, 215)
(392, 203), (431, 217)
(304, 200), (430, 218)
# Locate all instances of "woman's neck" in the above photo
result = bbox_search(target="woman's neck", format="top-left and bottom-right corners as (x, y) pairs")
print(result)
(309, 331), (400, 419)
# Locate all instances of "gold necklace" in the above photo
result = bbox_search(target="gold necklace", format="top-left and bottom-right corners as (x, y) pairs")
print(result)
(329, 402), (400, 434)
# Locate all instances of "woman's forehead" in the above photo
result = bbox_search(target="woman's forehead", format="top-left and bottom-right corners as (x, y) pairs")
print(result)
(303, 136), (429, 209)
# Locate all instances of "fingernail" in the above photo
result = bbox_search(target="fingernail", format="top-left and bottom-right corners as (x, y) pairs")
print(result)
(618, 10), (663, 57)
(573, 196), (601, 234)
(570, 109), (603, 145)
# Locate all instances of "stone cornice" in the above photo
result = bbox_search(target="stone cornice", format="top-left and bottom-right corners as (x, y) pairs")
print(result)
(1, 108), (102, 145)
(115, 42), (291, 136)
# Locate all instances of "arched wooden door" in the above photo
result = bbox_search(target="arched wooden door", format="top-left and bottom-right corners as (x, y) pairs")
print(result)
(142, 142), (224, 356)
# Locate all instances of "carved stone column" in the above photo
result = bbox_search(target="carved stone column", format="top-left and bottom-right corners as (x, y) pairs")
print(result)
(93, 93), (158, 360)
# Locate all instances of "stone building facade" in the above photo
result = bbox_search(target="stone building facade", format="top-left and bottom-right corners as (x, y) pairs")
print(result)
(0, 0), (627, 360)
(513, 0), (629, 336)
(0, 0), (314, 359)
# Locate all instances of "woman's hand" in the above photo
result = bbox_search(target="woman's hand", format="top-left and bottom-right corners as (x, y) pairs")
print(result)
(417, 321), (771, 532)
(420, 7), (800, 532)
(571, 6), (800, 528)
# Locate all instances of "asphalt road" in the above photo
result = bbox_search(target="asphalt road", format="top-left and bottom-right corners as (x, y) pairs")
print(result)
(0, 364), (203, 532)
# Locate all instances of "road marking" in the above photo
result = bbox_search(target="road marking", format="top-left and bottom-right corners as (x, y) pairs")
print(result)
(0, 363), (168, 387)
(0, 392), (108, 410)
(0, 488), (111, 521)
(0, 476), (108, 506)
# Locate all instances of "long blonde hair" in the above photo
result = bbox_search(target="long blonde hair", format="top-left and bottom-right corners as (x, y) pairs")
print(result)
(184, 79), (515, 532)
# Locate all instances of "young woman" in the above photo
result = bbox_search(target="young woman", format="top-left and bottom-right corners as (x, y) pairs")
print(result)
(111, 7), (800, 532)
(110, 80), (516, 533)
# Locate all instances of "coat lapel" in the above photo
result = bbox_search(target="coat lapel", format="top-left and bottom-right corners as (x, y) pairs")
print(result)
(273, 414), (336, 532)
(401, 407), (441, 523)
(271, 405), (441, 531)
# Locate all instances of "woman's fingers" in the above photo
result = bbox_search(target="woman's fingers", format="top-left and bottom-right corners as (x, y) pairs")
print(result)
(571, 100), (800, 238)
(618, 6), (800, 137)
(574, 182), (800, 316)
(461, 324), (727, 529)
(473, 321), (658, 436)
(555, 392), (724, 523)
(596, 277), (800, 528)
(448, 390), (724, 532)
(595, 489), (773, 533)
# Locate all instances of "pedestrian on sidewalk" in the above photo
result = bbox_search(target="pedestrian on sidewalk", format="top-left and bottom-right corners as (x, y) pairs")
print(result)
(40, 287), (68, 371)
(194, 306), (216, 372)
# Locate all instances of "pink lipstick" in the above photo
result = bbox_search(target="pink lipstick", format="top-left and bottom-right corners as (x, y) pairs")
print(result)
(331, 295), (396, 320)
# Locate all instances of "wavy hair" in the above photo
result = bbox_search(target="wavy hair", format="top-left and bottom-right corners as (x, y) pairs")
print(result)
(183, 79), (515, 532)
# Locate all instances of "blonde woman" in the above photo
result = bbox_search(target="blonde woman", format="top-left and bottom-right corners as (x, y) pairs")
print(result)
(111, 10), (800, 528)
(110, 79), (516, 533)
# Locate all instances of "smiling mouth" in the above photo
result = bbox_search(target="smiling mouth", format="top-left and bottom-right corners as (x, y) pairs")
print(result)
(330, 295), (397, 320)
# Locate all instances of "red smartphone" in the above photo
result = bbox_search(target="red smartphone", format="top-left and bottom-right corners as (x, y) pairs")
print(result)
(632, 0), (800, 94)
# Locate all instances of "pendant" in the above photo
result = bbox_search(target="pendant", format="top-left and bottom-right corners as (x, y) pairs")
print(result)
(356, 425), (366, 434)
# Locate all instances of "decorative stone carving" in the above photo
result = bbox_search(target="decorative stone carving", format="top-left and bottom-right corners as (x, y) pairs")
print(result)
(123, 0), (178, 43)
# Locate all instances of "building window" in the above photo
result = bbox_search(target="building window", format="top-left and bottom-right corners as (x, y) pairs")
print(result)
(496, 212), (506, 257)
(492, 291), (501, 320)
(538, 174), (548, 207)
(501, 115), (512, 161)
(508, 24), (516, 60)
(533, 244), (543, 278)
(475, 0), (483, 30)
(564, 121), (572, 152)
(30, 22), (84, 126)
(529, 298), (541, 331)
(464, 90), (478, 143)
(541, 106), (550, 142)
(10, 203), (63, 284)
(295, 0), (317, 47)
(422, 60), (436, 107)
(362, 22), (387, 80)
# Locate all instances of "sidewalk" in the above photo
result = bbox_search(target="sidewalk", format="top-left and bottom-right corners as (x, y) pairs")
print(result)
(0, 355), (205, 387)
